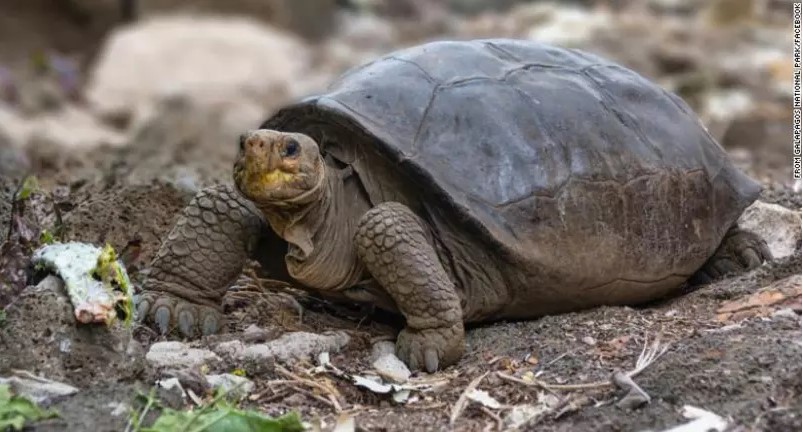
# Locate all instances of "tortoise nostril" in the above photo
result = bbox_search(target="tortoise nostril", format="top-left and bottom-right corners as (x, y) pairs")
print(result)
(258, 141), (264, 149)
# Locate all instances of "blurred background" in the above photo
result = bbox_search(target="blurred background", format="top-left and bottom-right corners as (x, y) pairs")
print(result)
(0, 0), (796, 193)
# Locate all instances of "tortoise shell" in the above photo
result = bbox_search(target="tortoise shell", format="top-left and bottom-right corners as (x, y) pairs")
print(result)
(262, 39), (759, 296)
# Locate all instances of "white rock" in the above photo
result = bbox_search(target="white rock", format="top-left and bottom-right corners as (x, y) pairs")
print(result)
(524, 3), (614, 47)
(0, 105), (31, 148)
(29, 106), (126, 149)
(107, 401), (130, 417)
(371, 341), (396, 358)
(372, 353), (411, 384)
(241, 331), (350, 364)
(504, 404), (547, 429)
(737, 201), (801, 260)
(702, 89), (755, 124)
(332, 413), (356, 432)
(214, 340), (246, 359)
(772, 308), (800, 320)
(206, 373), (254, 397)
(146, 341), (220, 369)
(370, 341), (410, 384)
(85, 15), (312, 120)
(0, 372), (79, 404)
(1, 102), (125, 152)
(504, 393), (560, 429)
(466, 389), (502, 409)
(337, 13), (398, 51)
(657, 405), (728, 432)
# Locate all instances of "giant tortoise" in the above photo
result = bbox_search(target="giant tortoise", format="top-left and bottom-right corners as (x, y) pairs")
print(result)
(137, 39), (770, 372)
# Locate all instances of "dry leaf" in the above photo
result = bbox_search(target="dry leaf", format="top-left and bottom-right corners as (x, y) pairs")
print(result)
(716, 276), (801, 322)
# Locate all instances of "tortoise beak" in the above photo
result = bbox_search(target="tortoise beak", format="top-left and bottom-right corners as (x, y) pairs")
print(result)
(236, 130), (302, 192)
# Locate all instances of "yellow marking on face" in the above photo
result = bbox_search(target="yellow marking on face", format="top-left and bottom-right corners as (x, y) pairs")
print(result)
(260, 170), (296, 185)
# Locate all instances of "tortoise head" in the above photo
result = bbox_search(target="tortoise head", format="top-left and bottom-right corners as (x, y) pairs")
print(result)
(233, 129), (325, 206)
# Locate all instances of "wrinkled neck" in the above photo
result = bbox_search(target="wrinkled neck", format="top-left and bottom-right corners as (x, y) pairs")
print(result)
(256, 169), (332, 259)
(256, 167), (365, 290)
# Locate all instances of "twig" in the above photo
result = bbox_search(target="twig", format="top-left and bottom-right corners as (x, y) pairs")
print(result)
(261, 390), (291, 404)
(544, 350), (574, 368)
(288, 384), (338, 410)
(450, 372), (488, 425)
(5, 178), (25, 241)
(124, 389), (157, 432)
(406, 402), (448, 410)
(751, 407), (791, 430)
(479, 406), (504, 431)
(497, 334), (670, 391)
(611, 371), (650, 409)
(276, 365), (343, 412)
(248, 379), (297, 401)
(553, 394), (592, 419)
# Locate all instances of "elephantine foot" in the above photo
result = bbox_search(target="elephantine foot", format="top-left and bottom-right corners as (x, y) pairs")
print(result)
(395, 322), (465, 373)
(691, 227), (772, 284)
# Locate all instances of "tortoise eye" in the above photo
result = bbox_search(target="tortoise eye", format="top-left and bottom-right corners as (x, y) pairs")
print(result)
(283, 139), (300, 157)
(238, 134), (246, 151)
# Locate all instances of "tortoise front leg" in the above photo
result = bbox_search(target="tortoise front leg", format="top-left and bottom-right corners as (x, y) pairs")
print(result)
(355, 202), (465, 372)
(137, 184), (266, 337)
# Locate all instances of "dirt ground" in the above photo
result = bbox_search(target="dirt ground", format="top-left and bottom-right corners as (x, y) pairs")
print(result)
(0, 1), (801, 431)
(8, 172), (800, 432)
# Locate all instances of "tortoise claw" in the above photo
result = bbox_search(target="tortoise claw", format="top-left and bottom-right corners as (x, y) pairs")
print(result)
(136, 290), (223, 338)
(395, 323), (464, 373)
(135, 297), (151, 322)
(154, 306), (172, 334)
(424, 348), (439, 373)
(178, 310), (196, 337)
(201, 314), (221, 336)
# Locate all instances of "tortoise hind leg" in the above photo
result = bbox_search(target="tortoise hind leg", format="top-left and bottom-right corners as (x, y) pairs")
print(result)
(690, 225), (772, 285)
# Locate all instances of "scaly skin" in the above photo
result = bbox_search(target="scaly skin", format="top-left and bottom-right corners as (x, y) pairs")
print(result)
(691, 225), (772, 284)
(355, 202), (465, 372)
(136, 184), (265, 337)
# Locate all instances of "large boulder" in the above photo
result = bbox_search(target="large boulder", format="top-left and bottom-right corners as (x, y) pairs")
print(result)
(85, 15), (314, 124)
(135, 0), (341, 41)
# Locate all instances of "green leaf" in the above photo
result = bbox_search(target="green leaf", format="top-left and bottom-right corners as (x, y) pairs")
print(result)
(15, 176), (39, 201)
(0, 417), (26, 431)
(0, 384), (59, 431)
(143, 407), (303, 432)
(39, 230), (55, 245)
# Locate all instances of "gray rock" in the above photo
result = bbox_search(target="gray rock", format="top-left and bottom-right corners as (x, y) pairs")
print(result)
(242, 324), (277, 343)
(370, 341), (410, 384)
(241, 331), (350, 364)
(214, 340), (247, 359)
(0, 371), (79, 404)
(737, 201), (801, 260)
(371, 341), (396, 358)
(0, 276), (144, 388)
(107, 401), (130, 417)
(146, 341), (221, 369)
(206, 373), (254, 397)
(162, 368), (210, 396)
